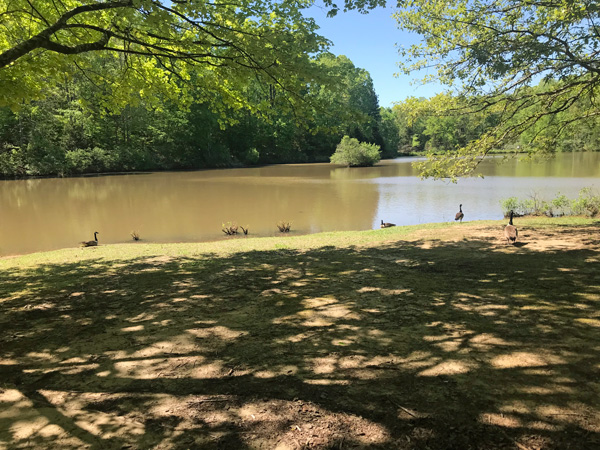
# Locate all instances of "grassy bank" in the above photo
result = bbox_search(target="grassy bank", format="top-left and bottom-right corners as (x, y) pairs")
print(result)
(1, 217), (599, 449)
(2, 216), (594, 267)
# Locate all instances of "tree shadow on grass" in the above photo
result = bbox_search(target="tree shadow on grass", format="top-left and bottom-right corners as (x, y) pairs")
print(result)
(1, 230), (600, 449)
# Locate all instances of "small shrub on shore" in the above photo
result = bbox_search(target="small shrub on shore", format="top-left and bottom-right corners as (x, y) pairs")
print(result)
(571, 187), (600, 217)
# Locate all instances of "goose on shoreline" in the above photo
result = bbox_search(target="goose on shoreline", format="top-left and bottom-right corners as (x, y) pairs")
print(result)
(504, 211), (518, 245)
(455, 204), (464, 223)
(81, 232), (99, 247)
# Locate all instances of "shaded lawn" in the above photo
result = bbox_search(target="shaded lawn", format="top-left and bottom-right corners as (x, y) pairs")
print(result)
(1, 221), (600, 449)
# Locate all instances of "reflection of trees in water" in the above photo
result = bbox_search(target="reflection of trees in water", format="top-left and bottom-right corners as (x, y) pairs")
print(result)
(477, 152), (600, 178)
(329, 160), (416, 181)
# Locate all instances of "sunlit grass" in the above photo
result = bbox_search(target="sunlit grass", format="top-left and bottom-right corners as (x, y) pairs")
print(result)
(5, 216), (593, 270)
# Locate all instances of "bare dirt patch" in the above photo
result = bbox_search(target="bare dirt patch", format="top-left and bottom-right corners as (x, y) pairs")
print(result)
(1, 222), (599, 449)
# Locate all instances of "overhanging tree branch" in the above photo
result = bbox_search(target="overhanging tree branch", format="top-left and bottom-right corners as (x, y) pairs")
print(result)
(395, 0), (600, 178)
(0, 1), (132, 68)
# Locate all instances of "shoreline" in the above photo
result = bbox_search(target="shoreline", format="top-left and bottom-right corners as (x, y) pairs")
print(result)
(2, 216), (596, 264)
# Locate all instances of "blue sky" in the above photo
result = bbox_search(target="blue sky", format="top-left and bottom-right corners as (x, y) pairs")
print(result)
(305, 4), (444, 107)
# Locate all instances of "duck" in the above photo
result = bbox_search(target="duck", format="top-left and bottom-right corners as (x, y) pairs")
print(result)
(455, 204), (464, 223)
(81, 232), (99, 247)
(504, 211), (518, 245)
(381, 220), (396, 228)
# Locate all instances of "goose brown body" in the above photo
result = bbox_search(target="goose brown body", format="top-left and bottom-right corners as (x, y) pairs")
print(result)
(81, 232), (99, 247)
(381, 220), (395, 228)
(504, 211), (518, 245)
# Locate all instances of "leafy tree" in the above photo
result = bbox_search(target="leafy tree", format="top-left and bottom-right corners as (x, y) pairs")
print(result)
(378, 107), (400, 158)
(0, 0), (333, 115)
(0, 0), (387, 115)
(302, 54), (385, 157)
(391, 96), (432, 152)
(1, 1), (400, 177)
(330, 135), (381, 167)
(394, 0), (600, 178)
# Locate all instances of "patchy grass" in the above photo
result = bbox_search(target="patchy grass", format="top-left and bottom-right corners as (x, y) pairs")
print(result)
(1, 217), (599, 449)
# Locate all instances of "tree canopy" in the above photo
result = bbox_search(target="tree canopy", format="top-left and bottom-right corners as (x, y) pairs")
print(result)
(0, 0), (388, 114)
(0, 0), (299, 112)
(0, 44), (392, 177)
(394, 0), (600, 179)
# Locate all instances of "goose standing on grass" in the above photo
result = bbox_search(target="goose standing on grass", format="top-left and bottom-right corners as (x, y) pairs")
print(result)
(504, 211), (518, 245)
(381, 220), (396, 228)
(81, 232), (99, 247)
(455, 204), (464, 223)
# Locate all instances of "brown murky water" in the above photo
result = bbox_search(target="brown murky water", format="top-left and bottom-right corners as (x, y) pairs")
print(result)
(1, 153), (599, 255)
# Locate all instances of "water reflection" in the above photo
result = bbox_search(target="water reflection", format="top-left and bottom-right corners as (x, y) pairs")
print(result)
(477, 152), (600, 178)
(1, 153), (598, 255)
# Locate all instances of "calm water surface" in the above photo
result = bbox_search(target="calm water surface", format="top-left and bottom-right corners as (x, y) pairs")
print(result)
(1, 152), (599, 255)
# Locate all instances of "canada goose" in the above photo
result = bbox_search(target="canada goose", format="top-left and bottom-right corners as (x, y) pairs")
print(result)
(381, 220), (395, 228)
(455, 204), (464, 223)
(81, 232), (99, 247)
(504, 210), (518, 245)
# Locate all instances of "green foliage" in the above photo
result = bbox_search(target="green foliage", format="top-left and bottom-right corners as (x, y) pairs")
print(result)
(298, 54), (386, 160)
(411, 135), (421, 149)
(65, 147), (117, 174)
(499, 197), (520, 217)
(378, 108), (400, 158)
(330, 136), (381, 167)
(0, 0), (331, 117)
(0, 0), (399, 176)
(571, 188), (600, 217)
(394, 0), (600, 178)
(243, 148), (260, 165)
(0, 145), (26, 177)
(0, 0), (385, 122)
(550, 194), (571, 217)
(0, 47), (396, 177)
(500, 189), (600, 218)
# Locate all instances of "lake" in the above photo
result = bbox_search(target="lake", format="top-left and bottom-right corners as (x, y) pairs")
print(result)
(1, 152), (599, 256)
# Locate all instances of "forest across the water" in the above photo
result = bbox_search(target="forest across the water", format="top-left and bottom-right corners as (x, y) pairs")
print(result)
(2, 61), (599, 179)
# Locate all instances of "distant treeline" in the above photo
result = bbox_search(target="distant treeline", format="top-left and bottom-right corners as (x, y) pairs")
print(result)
(0, 54), (399, 178)
(2, 64), (599, 178)
(392, 82), (600, 156)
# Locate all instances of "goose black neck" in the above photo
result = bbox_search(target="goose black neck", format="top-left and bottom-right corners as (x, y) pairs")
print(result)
(509, 211), (514, 225)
